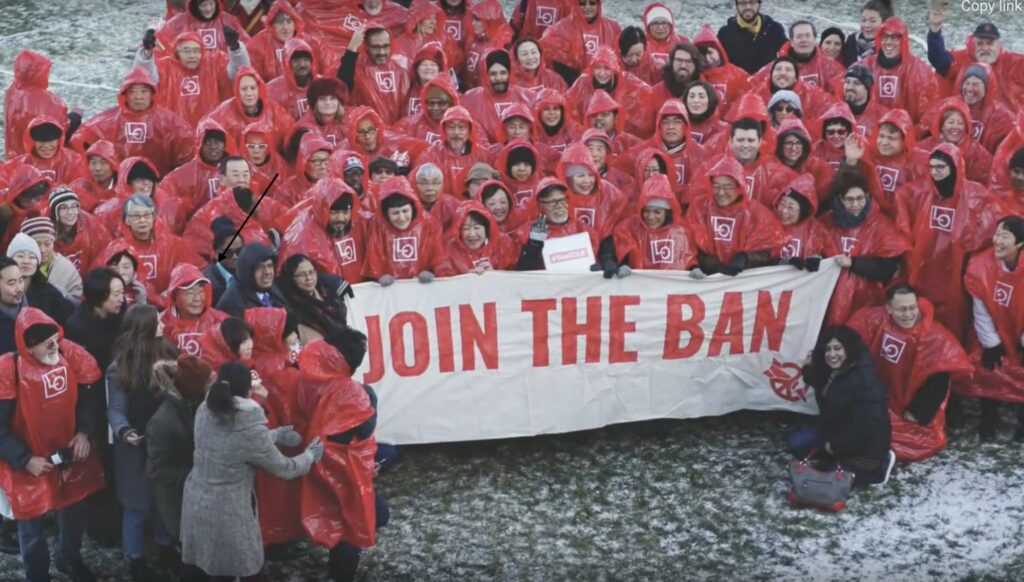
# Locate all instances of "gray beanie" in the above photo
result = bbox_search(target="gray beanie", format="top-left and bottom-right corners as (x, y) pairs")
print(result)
(6, 233), (42, 263)
(768, 90), (803, 113)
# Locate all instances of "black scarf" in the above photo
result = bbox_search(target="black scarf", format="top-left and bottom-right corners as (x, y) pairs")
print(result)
(832, 195), (871, 229)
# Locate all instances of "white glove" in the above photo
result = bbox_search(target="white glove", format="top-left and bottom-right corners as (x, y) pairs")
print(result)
(418, 270), (435, 284)
(615, 265), (632, 278)
(379, 274), (396, 287)
(270, 425), (303, 447)
(689, 268), (707, 280)
(305, 437), (324, 463)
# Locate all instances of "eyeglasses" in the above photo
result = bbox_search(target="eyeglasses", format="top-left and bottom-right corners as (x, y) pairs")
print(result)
(57, 203), (81, 213)
(126, 212), (154, 222)
(308, 157), (330, 167)
(292, 269), (317, 280)
(355, 127), (378, 137)
(782, 140), (803, 148)
(539, 198), (569, 207)
(928, 163), (949, 172)
(825, 128), (849, 137)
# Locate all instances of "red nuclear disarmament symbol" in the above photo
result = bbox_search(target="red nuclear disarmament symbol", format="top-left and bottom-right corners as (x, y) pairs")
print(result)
(763, 358), (808, 402)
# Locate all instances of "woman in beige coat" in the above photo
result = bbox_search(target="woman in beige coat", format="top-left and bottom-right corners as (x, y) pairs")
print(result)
(180, 361), (323, 580)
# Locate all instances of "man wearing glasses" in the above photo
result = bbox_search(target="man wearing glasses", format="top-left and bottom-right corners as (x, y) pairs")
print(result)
(715, 0), (787, 75)
(337, 27), (411, 125)
(514, 177), (598, 271)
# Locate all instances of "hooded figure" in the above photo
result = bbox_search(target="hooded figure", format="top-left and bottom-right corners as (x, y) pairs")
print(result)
(0, 308), (104, 520)
(848, 295), (974, 461)
(738, 56), (839, 124)
(581, 90), (644, 158)
(612, 173), (697, 270)
(861, 108), (924, 213)
(93, 240), (165, 310)
(853, 18), (938, 123)
(202, 66), (293, 150)
(147, 31), (238, 128)
(556, 143), (628, 241)
(247, 2), (331, 82)
(68, 140), (121, 213)
(538, 0), (621, 78)
(241, 122), (288, 186)
(393, 0), (464, 71)
(686, 156), (787, 274)
(692, 25), (751, 111)
(460, 49), (532, 144)
(4, 50), (69, 159)
(633, 99), (708, 201)
(495, 140), (542, 208)
(950, 62), (1015, 154)
(75, 67), (195, 176)
(363, 176), (443, 281)
(216, 243), (290, 316)
(642, 3), (686, 68)
(279, 178), (367, 284)
(511, 0), (569, 42)
(342, 107), (428, 176)
(630, 147), (678, 201)
(265, 37), (321, 121)
(435, 200), (517, 276)
(914, 97), (992, 184)
(156, 0), (251, 58)
(933, 24), (1024, 112)
(276, 133), (334, 207)
(183, 185), (279, 261)
(895, 143), (1006, 339)
(476, 178), (526, 234)
(774, 117), (834, 205)
(811, 101), (858, 168)
(0, 166), (52, 250)
(404, 46), (452, 118)
(347, 27), (412, 126)
(565, 47), (656, 140)
(158, 118), (238, 233)
(773, 173), (838, 264)
(396, 78), (462, 148)
(419, 106), (493, 197)
(511, 177), (599, 271)
(6, 116), (87, 187)
(49, 187), (112, 275)
(160, 263), (229, 357)
(91, 156), (167, 235)
(750, 35), (845, 91)
(531, 89), (583, 153)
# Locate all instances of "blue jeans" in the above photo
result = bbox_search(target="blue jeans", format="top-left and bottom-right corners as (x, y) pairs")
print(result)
(123, 504), (174, 559)
(786, 426), (824, 459)
(375, 443), (399, 474)
(17, 501), (86, 582)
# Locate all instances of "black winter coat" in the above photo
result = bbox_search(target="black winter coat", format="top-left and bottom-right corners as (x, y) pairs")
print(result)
(216, 244), (289, 317)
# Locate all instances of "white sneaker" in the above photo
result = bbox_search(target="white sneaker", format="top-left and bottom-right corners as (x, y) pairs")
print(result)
(880, 450), (897, 485)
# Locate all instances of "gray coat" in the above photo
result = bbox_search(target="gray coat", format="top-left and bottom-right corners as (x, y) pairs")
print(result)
(180, 398), (313, 577)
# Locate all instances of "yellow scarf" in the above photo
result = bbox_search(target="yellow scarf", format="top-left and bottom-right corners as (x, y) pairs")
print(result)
(736, 11), (763, 36)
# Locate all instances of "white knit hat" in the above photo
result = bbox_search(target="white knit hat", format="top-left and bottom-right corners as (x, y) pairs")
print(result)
(645, 6), (672, 26)
(6, 233), (41, 263)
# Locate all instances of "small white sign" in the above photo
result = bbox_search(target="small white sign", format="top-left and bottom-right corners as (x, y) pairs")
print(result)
(542, 233), (595, 273)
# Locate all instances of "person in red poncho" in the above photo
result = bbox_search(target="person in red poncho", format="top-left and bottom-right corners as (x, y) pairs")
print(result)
(156, 0), (251, 58)
(630, 147), (678, 204)
(914, 97), (992, 185)
(411, 163), (460, 232)
(241, 122), (287, 186)
(158, 118), (235, 234)
(849, 285), (974, 462)
(750, 21), (845, 91)
(896, 144), (1005, 340)
(511, 37), (567, 98)
(840, 64), (889, 139)
(4, 50), (70, 160)
(68, 140), (120, 213)
(265, 38), (322, 121)
(280, 179), (367, 285)
(159, 263), (229, 357)
(202, 66), (292, 151)
(297, 327), (390, 582)
(495, 140), (542, 209)
(812, 102), (859, 170)
(582, 91), (643, 160)
(100, 243), (165, 310)
(0, 166), (52, 251)
(90, 156), (169, 235)
(276, 134), (333, 208)
(342, 107), (428, 176)
(97, 195), (205, 296)
(396, 79), (461, 149)
(133, 29), (247, 129)
(439, 0), (472, 47)
(928, 12), (1024, 111)
(477, 179), (527, 235)
(0, 308), (103, 580)
(682, 81), (729, 149)
(581, 129), (634, 203)
(460, 49), (531, 145)
(512, 177), (599, 271)
(556, 142), (628, 245)
(75, 67), (194, 178)
(615, 25), (661, 87)
(820, 169), (909, 325)
(5, 117), (87, 187)
(641, 3), (685, 69)
(960, 215), (1024, 441)
(48, 187), (110, 276)
(419, 106), (493, 197)
(612, 173), (697, 271)
(393, 0), (463, 73)
(337, 27), (411, 126)
(363, 176), (443, 284)
(736, 56), (838, 126)
(851, 109), (923, 215)
(629, 99), (708, 202)
(992, 145), (1024, 215)
(686, 156), (787, 278)
(848, 17), (937, 124)
(435, 200), (517, 276)
(184, 185), (278, 261)
(774, 117), (834, 205)
(538, 0), (620, 84)
(248, 2), (331, 82)
(510, 0), (570, 43)
(566, 46), (655, 141)
(773, 173), (838, 269)
(949, 63), (1014, 155)
(692, 25), (750, 112)
(532, 90), (582, 153)
(403, 46), (452, 120)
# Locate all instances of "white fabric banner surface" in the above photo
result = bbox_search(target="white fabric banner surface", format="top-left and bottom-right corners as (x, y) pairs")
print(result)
(348, 261), (841, 444)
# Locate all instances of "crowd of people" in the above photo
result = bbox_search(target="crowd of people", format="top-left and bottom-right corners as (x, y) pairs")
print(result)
(2, 0), (1024, 578)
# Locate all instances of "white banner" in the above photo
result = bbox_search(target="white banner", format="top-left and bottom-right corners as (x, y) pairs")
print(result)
(348, 262), (841, 444)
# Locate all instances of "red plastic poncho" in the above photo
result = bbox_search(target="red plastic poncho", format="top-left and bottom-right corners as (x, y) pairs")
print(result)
(183, 187), (278, 261)
(509, 176), (599, 259)
(203, 66), (293, 150)
(950, 63), (1015, 154)
(299, 2), (407, 57)
(641, 3), (686, 70)
(685, 156), (788, 264)
(5, 116), (87, 187)
(363, 176), (444, 280)
(495, 140), (542, 209)
(811, 101), (857, 169)
(75, 67), (195, 177)
(265, 38), (321, 121)
(402, 46), (453, 119)
(580, 129), (634, 199)
(773, 117), (834, 206)
(418, 106), (493, 197)
(297, 340), (377, 549)
(581, 90), (644, 159)
(0, 308), (104, 520)
(564, 47), (656, 140)
(629, 148), (679, 204)
(914, 98), (992, 185)
(4, 50), (68, 160)
(395, 79), (461, 148)
(821, 201), (910, 325)
(197, 321), (245, 371)
(897, 143), (1006, 339)
(864, 108), (925, 212)
(67, 140), (120, 212)
(854, 18), (938, 123)
(512, 40), (569, 101)
(157, 118), (237, 234)
(691, 25), (751, 112)
(459, 49), (533, 144)
(733, 74), (838, 129)
(156, 0), (251, 58)
(538, 0), (621, 75)
(91, 156), (169, 235)
(938, 33), (1024, 111)
(97, 220), (205, 296)
(557, 143), (629, 240)
(279, 178), (368, 284)
(418, 186), (461, 233)
(474, 178), (527, 234)
(531, 90), (583, 153)
(613, 174), (697, 270)
(393, 0), (463, 72)
(511, 0), (571, 43)
(247, 2), (331, 82)
(630, 99), (709, 202)
(91, 242), (164, 310)
(848, 300), (973, 461)
(988, 111), (1024, 194)
(242, 122), (290, 186)
(749, 42), (845, 92)
(960, 249), (1024, 403)
(459, 1), (514, 88)
(158, 263), (229, 357)
(0, 166), (52, 250)
(276, 134), (334, 208)
(52, 208), (112, 276)
(774, 173), (839, 261)
(350, 34), (412, 126)
(690, 148), (796, 211)
(155, 31), (234, 129)
(435, 200), (518, 276)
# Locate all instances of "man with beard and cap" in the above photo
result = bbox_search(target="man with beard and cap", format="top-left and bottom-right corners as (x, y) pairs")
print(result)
(202, 216), (244, 306)
(928, 9), (1024, 110)
(337, 27), (411, 126)
(841, 64), (888, 138)
(538, 0), (621, 85)
(848, 285), (973, 462)
(716, 0), (788, 75)
(894, 143), (1006, 340)
(4, 50), (75, 160)
(5, 118), (87, 187)
(280, 179), (368, 284)
(156, 0), (251, 58)
(216, 243), (290, 316)
(132, 26), (250, 129)
(266, 38), (320, 121)
(461, 49), (530, 144)
(749, 20), (844, 90)
(952, 63), (1015, 154)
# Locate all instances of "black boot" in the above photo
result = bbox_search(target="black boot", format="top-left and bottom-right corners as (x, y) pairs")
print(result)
(0, 518), (19, 555)
(56, 556), (97, 582)
(328, 547), (361, 582)
(130, 557), (170, 582)
(1015, 405), (1024, 442)
(945, 394), (964, 431)
(979, 399), (999, 442)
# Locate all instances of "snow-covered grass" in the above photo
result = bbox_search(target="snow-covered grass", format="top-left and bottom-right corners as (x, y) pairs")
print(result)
(2, 0), (1024, 579)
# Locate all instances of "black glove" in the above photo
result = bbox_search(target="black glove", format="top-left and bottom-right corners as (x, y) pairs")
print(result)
(719, 253), (748, 277)
(223, 25), (240, 51)
(336, 280), (355, 300)
(805, 256), (822, 272)
(601, 257), (617, 279)
(982, 344), (1006, 371)
(787, 256), (806, 270)
(142, 29), (157, 51)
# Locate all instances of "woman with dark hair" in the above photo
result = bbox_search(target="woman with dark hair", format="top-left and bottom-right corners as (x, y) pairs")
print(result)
(64, 268), (126, 372)
(278, 254), (349, 343)
(791, 325), (895, 487)
(820, 27), (846, 62)
(436, 201), (517, 276)
(616, 25), (659, 85)
(682, 81), (728, 148)
(104, 247), (162, 309)
(106, 304), (179, 581)
(512, 37), (567, 94)
(180, 361), (322, 581)
(842, 0), (893, 66)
